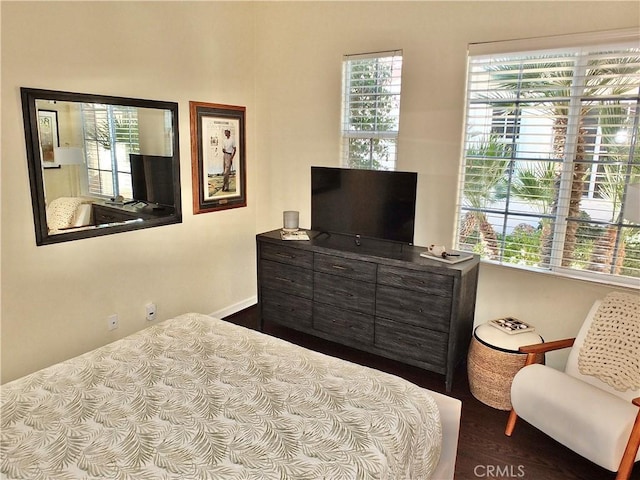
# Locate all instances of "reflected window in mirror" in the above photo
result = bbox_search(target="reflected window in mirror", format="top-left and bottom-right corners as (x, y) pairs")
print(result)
(21, 88), (181, 245)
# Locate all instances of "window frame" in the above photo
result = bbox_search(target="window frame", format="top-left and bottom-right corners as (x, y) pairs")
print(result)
(341, 49), (403, 170)
(82, 103), (140, 199)
(456, 30), (640, 288)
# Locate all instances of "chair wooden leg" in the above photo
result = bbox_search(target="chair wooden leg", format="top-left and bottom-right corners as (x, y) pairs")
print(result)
(505, 408), (518, 436)
(616, 405), (640, 480)
(505, 352), (535, 437)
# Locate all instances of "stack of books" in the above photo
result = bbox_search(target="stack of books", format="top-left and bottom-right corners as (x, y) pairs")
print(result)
(280, 230), (310, 241)
(488, 317), (535, 335)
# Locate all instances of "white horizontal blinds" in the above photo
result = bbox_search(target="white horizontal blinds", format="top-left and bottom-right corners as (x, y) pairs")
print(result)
(468, 28), (640, 57)
(81, 104), (139, 198)
(342, 50), (403, 170)
(82, 103), (112, 197)
(458, 32), (640, 285)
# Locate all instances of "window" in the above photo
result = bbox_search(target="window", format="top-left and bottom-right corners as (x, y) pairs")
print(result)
(456, 30), (640, 285)
(82, 103), (140, 198)
(341, 50), (403, 170)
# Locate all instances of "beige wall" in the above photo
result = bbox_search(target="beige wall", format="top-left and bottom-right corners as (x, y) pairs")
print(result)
(2, 1), (639, 383)
(252, 1), (640, 369)
(1, 1), (258, 383)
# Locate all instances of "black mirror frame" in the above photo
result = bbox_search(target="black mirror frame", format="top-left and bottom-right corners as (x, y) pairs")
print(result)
(21, 87), (182, 245)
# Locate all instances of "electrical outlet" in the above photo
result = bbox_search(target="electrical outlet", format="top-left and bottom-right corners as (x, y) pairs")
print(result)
(145, 303), (157, 321)
(108, 314), (119, 330)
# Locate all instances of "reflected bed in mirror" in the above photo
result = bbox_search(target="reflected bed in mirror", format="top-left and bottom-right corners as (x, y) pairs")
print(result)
(21, 87), (181, 245)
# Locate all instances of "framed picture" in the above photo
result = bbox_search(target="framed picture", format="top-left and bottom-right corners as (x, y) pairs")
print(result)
(38, 109), (59, 168)
(190, 101), (246, 214)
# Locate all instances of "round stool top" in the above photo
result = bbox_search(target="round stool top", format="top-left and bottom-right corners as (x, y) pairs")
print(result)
(475, 322), (543, 353)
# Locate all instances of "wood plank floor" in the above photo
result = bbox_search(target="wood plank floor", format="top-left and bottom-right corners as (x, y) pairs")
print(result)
(224, 305), (639, 480)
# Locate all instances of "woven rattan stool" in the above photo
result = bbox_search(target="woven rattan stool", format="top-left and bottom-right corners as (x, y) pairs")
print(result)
(467, 322), (544, 410)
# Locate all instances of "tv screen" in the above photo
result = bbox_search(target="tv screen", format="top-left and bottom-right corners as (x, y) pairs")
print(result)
(311, 166), (417, 244)
(130, 154), (175, 207)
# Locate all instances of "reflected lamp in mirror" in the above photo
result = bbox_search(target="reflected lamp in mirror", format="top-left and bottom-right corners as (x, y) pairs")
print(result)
(623, 183), (640, 224)
(52, 146), (84, 167)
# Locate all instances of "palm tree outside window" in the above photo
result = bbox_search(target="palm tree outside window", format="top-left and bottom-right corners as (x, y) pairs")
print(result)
(457, 31), (640, 285)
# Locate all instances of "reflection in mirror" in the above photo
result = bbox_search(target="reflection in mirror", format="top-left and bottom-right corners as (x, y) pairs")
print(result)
(21, 88), (181, 245)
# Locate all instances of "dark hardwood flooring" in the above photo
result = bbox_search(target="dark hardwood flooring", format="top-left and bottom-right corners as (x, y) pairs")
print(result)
(224, 305), (639, 480)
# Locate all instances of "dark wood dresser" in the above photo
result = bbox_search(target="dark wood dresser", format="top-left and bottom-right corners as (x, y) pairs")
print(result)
(256, 230), (480, 391)
(92, 203), (174, 224)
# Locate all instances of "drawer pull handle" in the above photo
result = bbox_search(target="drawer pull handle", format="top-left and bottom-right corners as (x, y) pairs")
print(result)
(275, 276), (293, 283)
(276, 253), (295, 259)
(332, 265), (348, 271)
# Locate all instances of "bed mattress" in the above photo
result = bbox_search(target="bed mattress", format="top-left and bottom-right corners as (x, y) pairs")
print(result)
(1, 313), (442, 479)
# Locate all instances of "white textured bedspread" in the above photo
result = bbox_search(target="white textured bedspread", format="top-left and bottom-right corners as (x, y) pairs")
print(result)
(1, 313), (441, 479)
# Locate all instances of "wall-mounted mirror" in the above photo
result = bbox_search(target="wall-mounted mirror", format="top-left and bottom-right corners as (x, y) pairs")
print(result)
(21, 88), (181, 245)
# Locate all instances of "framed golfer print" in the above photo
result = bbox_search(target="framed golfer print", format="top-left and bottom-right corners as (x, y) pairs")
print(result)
(190, 101), (246, 214)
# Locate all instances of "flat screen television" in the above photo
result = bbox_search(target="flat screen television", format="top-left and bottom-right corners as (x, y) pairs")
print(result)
(311, 166), (418, 244)
(130, 154), (175, 207)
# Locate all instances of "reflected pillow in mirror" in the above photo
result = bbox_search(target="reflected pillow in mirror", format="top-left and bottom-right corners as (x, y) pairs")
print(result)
(46, 197), (88, 232)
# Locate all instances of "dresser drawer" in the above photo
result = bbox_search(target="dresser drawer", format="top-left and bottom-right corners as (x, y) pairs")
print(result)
(93, 204), (150, 224)
(375, 317), (447, 368)
(376, 285), (451, 332)
(313, 303), (374, 345)
(314, 272), (375, 315)
(260, 260), (313, 299)
(261, 243), (313, 269)
(377, 265), (453, 297)
(314, 253), (377, 282)
(262, 288), (312, 330)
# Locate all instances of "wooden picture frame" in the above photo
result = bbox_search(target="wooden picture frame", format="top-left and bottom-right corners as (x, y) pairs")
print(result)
(190, 101), (246, 214)
(38, 109), (59, 168)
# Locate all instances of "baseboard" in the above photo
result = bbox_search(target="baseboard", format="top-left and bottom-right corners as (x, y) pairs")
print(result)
(211, 296), (257, 319)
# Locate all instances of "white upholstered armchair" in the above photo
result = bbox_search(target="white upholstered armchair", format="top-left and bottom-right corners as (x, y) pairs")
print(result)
(505, 291), (640, 480)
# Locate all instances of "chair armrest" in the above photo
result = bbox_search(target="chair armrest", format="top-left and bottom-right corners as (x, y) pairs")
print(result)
(519, 338), (575, 355)
(519, 338), (575, 366)
(619, 397), (640, 479)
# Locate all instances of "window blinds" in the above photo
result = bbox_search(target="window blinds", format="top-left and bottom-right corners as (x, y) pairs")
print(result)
(82, 104), (140, 198)
(457, 31), (640, 285)
(341, 50), (403, 170)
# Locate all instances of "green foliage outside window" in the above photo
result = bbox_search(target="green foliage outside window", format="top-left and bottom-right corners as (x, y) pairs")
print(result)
(343, 52), (401, 170)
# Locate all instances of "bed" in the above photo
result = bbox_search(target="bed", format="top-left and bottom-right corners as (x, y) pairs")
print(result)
(1, 313), (460, 479)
